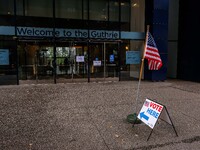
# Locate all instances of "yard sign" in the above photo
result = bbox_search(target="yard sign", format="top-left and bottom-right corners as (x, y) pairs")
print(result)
(136, 98), (178, 141)
(137, 98), (163, 128)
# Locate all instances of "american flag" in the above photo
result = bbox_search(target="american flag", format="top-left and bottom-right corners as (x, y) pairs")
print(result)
(144, 101), (149, 107)
(144, 32), (162, 70)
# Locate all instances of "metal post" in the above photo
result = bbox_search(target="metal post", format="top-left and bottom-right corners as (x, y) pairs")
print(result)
(53, 0), (56, 84)
(87, 40), (90, 82)
(14, 0), (19, 85)
(104, 42), (106, 81)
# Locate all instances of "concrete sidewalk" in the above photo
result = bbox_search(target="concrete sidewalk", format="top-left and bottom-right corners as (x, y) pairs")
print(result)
(0, 79), (200, 150)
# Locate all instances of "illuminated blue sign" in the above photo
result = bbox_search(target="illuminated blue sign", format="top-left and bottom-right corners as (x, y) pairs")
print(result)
(0, 26), (145, 40)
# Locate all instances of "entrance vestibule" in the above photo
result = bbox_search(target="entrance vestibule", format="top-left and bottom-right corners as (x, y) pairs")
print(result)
(18, 40), (120, 83)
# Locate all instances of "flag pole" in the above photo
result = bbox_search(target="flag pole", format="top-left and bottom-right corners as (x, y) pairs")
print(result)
(127, 25), (150, 124)
(135, 25), (150, 113)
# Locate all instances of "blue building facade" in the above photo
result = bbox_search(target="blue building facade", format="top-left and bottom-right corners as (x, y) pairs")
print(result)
(144, 0), (169, 81)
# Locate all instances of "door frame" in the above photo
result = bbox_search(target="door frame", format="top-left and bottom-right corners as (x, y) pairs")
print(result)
(88, 41), (120, 82)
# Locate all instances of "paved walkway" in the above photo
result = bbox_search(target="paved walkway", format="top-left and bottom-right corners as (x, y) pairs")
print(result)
(0, 79), (200, 150)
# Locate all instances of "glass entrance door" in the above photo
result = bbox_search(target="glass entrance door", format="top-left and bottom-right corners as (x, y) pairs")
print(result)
(18, 41), (119, 84)
(18, 41), (88, 83)
(56, 41), (88, 83)
(18, 43), (54, 84)
(90, 42), (119, 81)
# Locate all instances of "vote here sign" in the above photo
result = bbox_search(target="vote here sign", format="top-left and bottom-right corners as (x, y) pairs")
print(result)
(137, 99), (164, 129)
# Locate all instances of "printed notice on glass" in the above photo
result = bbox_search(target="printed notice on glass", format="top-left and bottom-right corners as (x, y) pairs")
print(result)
(0, 49), (9, 65)
(93, 60), (101, 66)
(126, 51), (140, 64)
(76, 56), (84, 62)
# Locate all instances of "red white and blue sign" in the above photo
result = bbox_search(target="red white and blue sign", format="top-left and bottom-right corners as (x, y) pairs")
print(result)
(137, 98), (163, 129)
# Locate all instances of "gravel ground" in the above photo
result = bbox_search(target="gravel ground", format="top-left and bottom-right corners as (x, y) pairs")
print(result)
(0, 79), (200, 150)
